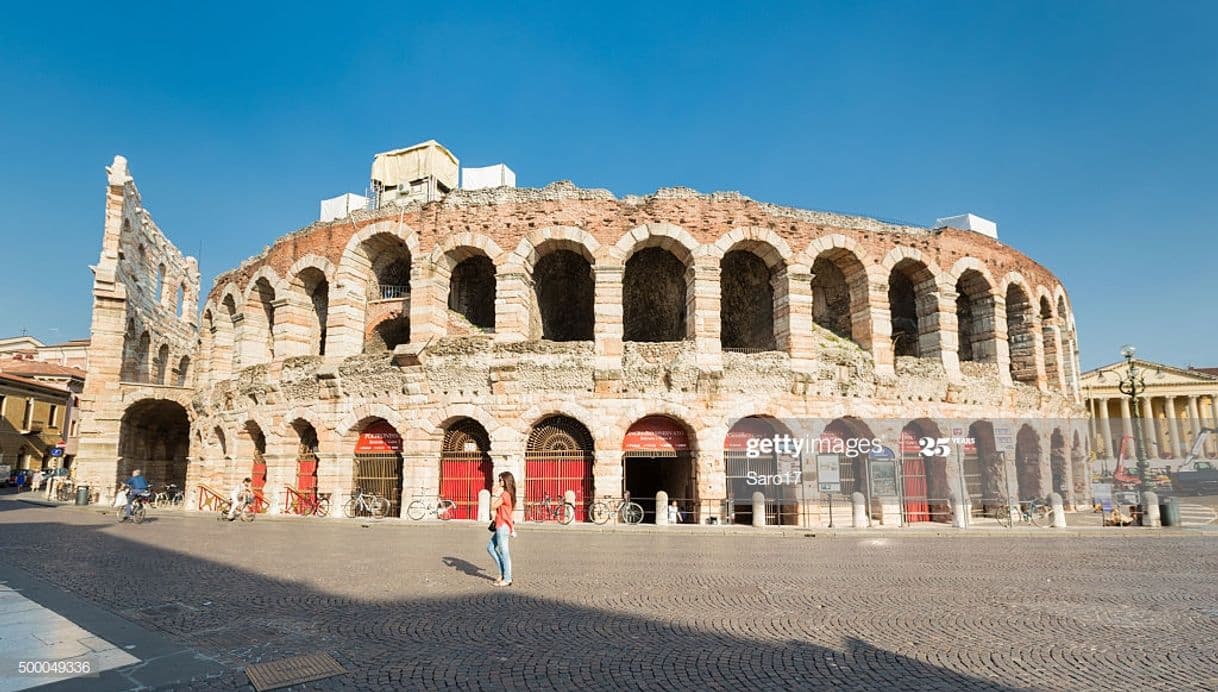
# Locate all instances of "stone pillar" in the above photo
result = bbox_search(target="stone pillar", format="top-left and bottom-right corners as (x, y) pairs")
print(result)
(593, 264), (624, 364)
(1142, 491), (1161, 528)
(493, 263), (532, 343)
(1031, 314), (1048, 389)
(751, 491), (765, 528)
(655, 490), (669, 526)
(988, 296), (1013, 386)
(1119, 397), (1134, 451)
(851, 491), (868, 528)
(690, 257), (722, 370)
(273, 296), (312, 359)
(927, 284), (962, 381)
(409, 262), (446, 344)
(1210, 396), (1218, 456)
(1164, 396), (1183, 458)
(1141, 396), (1158, 459)
(477, 488), (491, 523)
(1049, 492), (1067, 528)
(1187, 396), (1203, 454)
(785, 269), (815, 365)
(862, 280), (895, 378)
(1098, 398), (1113, 458)
(1087, 400), (1098, 455)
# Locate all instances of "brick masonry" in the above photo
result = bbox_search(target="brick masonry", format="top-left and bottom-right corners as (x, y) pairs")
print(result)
(75, 162), (1088, 520)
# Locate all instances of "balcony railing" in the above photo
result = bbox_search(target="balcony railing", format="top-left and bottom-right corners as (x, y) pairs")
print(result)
(375, 285), (410, 300)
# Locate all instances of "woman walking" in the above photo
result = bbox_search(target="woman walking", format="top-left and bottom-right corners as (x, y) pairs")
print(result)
(487, 471), (516, 587)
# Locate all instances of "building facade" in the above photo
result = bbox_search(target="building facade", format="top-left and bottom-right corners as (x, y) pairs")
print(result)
(0, 372), (73, 473)
(1081, 361), (1218, 463)
(74, 150), (1088, 525)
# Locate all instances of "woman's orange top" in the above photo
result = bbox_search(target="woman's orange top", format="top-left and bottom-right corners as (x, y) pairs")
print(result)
(495, 492), (515, 531)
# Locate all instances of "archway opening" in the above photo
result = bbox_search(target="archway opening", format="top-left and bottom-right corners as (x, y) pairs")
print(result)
(1050, 428), (1068, 498)
(117, 399), (190, 492)
(956, 270), (995, 363)
(251, 277), (277, 363)
(622, 415), (696, 524)
(447, 255), (496, 331)
(525, 416), (594, 522)
(720, 250), (776, 352)
(819, 417), (880, 523)
(1015, 424), (1043, 501)
(293, 419), (320, 497)
(239, 421), (268, 512)
(361, 234), (412, 353)
(811, 251), (865, 345)
(440, 418), (493, 520)
(899, 420), (951, 523)
(155, 344), (170, 384)
(352, 419), (404, 517)
(623, 247), (687, 342)
(366, 315), (410, 353)
(965, 421), (1001, 515)
(534, 249), (594, 341)
(1005, 285), (1036, 384)
(725, 417), (799, 526)
(1040, 297), (1061, 388)
(889, 259), (936, 358)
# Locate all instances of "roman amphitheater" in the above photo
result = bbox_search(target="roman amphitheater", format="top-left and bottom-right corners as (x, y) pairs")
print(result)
(75, 143), (1087, 527)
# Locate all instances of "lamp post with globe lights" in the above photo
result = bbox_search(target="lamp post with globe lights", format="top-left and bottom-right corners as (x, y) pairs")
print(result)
(1117, 344), (1150, 492)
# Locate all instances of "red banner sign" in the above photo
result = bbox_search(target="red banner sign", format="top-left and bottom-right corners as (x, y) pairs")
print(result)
(355, 420), (403, 453)
(724, 417), (777, 451)
(624, 416), (690, 453)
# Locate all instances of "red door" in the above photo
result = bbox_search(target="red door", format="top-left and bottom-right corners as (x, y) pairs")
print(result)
(525, 454), (593, 521)
(440, 453), (492, 520)
(297, 454), (318, 492)
(901, 431), (930, 522)
(251, 454), (268, 512)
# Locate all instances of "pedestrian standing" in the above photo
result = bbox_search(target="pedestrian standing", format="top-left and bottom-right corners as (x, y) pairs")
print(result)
(486, 471), (516, 587)
(31, 470), (43, 493)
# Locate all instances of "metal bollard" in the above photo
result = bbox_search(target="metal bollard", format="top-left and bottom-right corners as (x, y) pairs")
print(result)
(656, 490), (669, 526)
(851, 491), (868, 528)
(477, 489), (491, 523)
(1141, 491), (1161, 528)
(1049, 492), (1067, 528)
(752, 491), (765, 527)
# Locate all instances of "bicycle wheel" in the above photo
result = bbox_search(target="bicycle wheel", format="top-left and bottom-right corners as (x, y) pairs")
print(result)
(343, 497), (358, 518)
(994, 505), (1012, 529)
(240, 505), (255, 522)
(314, 498), (330, 517)
(622, 502), (644, 525)
(115, 506), (127, 523)
(558, 502), (576, 525)
(406, 500), (427, 521)
(527, 504), (546, 522)
(589, 501), (610, 525)
(1027, 505), (1046, 528)
(132, 504), (146, 524)
(437, 499), (456, 521)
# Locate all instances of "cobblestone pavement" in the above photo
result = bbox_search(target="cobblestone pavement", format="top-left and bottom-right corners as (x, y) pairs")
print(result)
(0, 498), (1216, 691)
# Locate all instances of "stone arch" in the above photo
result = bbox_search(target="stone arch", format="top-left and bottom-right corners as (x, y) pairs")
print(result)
(337, 403), (407, 447)
(1002, 275), (1037, 385)
(431, 242), (498, 332)
(621, 414), (700, 522)
(517, 234), (598, 342)
(133, 331), (152, 383)
(331, 220), (420, 357)
(708, 227), (793, 265)
(1038, 292), (1062, 390)
(509, 226), (601, 270)
(1015, 423), (1044, 500)
(175, 355), (191, 387)
(623, 248), (690, 343)
(899, 418), (952, 523)
(881, 248), (943, 359)
(719, 234), (789, 353)
(154, 343), (170, 384)
(951, 262), (997, 364)
(612, 223), (699, 265)
(1056, 293), (1078, 395)
(803, 236), (871, 348)
(244, 274), (280, 365)
(117, 398), (191, 490)
(426, 403), (501, 440)
(525, 414), (596, 520)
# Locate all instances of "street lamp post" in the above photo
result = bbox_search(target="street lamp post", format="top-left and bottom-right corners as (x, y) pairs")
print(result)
(1117, 344), (1149, 492)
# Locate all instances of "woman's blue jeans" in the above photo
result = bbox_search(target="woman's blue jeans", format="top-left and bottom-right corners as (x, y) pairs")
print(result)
(486, 526), (512, 581)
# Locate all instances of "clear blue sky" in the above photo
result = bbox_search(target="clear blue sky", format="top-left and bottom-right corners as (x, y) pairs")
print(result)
(1, 1), (1214, 370)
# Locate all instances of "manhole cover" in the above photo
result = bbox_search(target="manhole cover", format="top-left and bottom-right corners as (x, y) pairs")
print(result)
(244, 652), (346, 691)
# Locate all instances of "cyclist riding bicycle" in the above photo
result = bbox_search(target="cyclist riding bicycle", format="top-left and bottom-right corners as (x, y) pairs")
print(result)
(123, 469), (151, 519)
(227, 477), (254, 521)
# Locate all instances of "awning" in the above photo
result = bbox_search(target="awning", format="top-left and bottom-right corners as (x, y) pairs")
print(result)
(624, 416), (690, 456)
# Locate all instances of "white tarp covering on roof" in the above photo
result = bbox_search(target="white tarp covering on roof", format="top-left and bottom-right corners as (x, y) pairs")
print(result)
(371, 140), (459, 190)
(461, 163), (516, 190)
(935, 213), (997, 239)
(320, 193), (369, 222)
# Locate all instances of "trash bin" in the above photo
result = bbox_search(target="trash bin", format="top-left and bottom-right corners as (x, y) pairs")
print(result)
(1160, 497), (1180, 527)
(74, 485), (90, 506)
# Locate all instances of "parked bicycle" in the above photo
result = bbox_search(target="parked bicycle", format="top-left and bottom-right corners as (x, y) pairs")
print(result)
(344, 489), (388, 519)
(590, 493), (644, 525)
(153, 483), (184, 509)
(406, 493), (456, 521)
(287, 491), (331, 517)
(54, 479), (76, 502)
(528, 492), (575, 524)
(993, 498), (1052, 528)
(217, 491), (256, 522)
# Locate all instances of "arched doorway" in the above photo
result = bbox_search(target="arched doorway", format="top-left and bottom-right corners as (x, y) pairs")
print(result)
(1050, 428), (1068, 498)
(966, 421), (1001, 515)
(819, 418), (881, 523)
(352, 419), (404, 517)
(525, 416), (594, 522)
(1015, 424), (1043, 501)
(117, 399), (190, 492)
(622, 415), (696, 524)
(725, 417), (799, 526)
(240, 421), (269, 513)
(440, 418), (493, 520)
(899, 420), (950, 523)
(292, 419), (320, 508)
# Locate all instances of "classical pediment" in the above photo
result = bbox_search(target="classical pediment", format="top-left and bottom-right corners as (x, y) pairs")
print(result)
(1082, 359), (1218, 388)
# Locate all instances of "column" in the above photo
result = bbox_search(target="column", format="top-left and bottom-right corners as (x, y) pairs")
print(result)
(689, 257), (722, 370)
(1187, 396), (1203, 456)
(1164, 396), (1184, 458)
(1118, 397), (1133, 455)
(1210, 395), (1218, 457)
(1087, 399), (1098, 456)
(1098, 398), (1113, 458)
(1140, 396), (1158, 459)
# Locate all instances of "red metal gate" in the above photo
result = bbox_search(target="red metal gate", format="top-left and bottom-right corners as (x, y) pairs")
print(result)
(901, 431), (930, 522)
(440, 418), (493, 520)
(297, 452), (318, 492)
(525, 417), (594, 521)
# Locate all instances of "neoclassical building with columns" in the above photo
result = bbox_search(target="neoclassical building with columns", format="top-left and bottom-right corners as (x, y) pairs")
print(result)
(1082, 361), (1218, 463)
(74, 150), (1088, 527)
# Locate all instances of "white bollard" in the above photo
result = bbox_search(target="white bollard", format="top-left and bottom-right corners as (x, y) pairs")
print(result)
(1141, 491), (1161, 528)
(477, 488), (491, 523)
(563, 489), (577, 524)
(1049, 492), (1067, 528)
(851, 491), (868, 528)
(656, 490), (669, 526)
(951, 493), (967, 529)
(752, 491), (766, 527)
